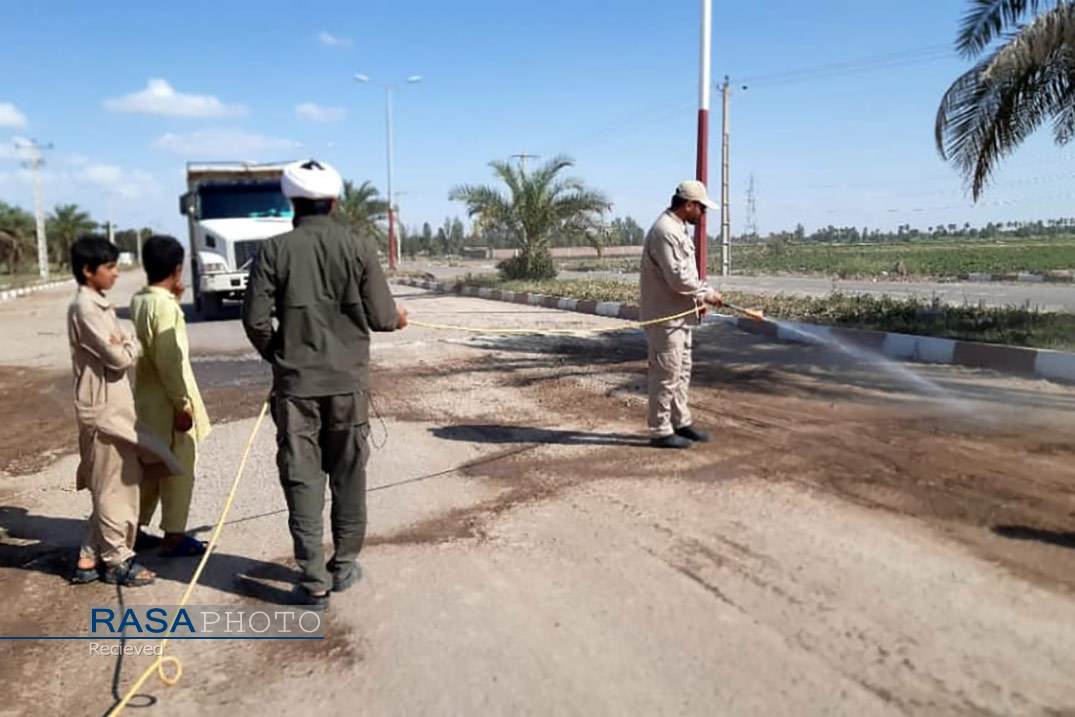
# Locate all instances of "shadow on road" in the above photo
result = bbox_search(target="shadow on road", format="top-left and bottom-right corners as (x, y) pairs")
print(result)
(430, 424), (650, 447)
(0, 506), (301, 604)
(993, 525), (1075, 551)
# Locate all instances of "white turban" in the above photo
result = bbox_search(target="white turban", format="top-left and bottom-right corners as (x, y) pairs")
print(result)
(281, 159), (343, 200)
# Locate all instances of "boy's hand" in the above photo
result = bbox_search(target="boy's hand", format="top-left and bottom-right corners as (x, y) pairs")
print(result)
(172, 281), (186, 300)
(173, 408), (194, 433)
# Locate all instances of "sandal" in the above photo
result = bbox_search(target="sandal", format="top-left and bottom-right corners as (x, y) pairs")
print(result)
(102, 558), (156, 587)
(160, 534), (208, 559)
(71, 564), (100, 585)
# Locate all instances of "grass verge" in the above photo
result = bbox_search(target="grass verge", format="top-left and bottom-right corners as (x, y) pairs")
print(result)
(452, 274), (1075, 351)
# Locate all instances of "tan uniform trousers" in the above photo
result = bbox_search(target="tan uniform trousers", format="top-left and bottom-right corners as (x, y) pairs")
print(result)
(78, 429), (141, 567)
(646, 324), (694, 438)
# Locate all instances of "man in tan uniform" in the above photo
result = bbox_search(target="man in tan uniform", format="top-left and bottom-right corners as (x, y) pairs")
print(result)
(639, 180), (723, 449)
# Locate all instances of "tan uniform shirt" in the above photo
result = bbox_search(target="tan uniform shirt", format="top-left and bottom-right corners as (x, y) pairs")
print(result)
(67, 286), (182, 489)
(639, 210), (711, 327)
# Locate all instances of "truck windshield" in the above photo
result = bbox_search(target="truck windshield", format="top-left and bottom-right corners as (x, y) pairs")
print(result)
(199, 183), (293, 219)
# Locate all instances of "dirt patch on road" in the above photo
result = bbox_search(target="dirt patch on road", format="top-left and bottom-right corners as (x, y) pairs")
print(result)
(5, 336), (1075, 593)
(368, 346), (1075, 593)
(0, 368), (75, 476)
(0, 366), (269, 477)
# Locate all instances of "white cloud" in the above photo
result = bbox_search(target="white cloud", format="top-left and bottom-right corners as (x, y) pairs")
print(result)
(79, 164), (124, 185)
(295, 102), (346, 123)
(317, 31), (353, 47)
(104, 79), (247, 118)
(76, 163), (161, 200)
(153, 129), (300, 159)
(0, 103), (27, 128)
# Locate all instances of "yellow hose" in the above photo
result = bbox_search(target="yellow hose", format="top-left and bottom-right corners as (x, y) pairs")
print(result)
(107, 400), (270, 716)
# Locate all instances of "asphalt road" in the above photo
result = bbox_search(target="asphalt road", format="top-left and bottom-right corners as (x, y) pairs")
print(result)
(414, 261), (1075, 312)
(2, 276), (1074, 716)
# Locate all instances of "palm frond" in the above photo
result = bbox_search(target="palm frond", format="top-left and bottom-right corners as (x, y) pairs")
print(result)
(938, 2), (1075, 198)
(957, 0), (1046, 57)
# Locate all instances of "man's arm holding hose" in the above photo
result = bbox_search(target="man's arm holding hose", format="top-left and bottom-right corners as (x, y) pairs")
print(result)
(650, 231), (723, 307)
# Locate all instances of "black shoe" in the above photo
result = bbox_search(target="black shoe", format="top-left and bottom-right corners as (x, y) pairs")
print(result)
(674, 425), (710, 443)
(292, 585), (331, 608)
(329, 560), (363, 593)
(650, 434), (692, 449)
(134, 530), (163, 551)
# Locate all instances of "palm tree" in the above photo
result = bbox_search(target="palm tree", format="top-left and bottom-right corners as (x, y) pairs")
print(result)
(449, 155), (610, 279)
(936, 1), (1075, 199)
(47, 204), (97, 268)
(335, 180), (388, 251)
(0, 202), (36, 275)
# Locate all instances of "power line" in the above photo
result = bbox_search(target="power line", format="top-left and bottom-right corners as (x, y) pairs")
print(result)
(735, 44), (954, 87)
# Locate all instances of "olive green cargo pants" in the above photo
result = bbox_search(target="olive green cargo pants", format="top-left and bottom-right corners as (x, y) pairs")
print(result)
(272, 392), (370, 594)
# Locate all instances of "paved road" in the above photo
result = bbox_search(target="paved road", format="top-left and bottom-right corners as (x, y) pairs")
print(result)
(2, 278), (1074, 715)
(413, 261), (1075, 311)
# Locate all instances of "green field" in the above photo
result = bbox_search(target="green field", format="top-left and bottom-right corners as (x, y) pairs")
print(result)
(557, 238), (1075, 278)
(459, 275), (1075, 351)
(727, 239), (1075, 278)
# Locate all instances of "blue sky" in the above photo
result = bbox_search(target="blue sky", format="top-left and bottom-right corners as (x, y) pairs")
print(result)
(1, 0), (1072, 240)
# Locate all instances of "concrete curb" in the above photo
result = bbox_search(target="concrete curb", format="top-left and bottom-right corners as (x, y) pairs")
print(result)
(395, 277), (1075, 384)
(0, 278), (74, 303)
(959, 271), (1072, 283)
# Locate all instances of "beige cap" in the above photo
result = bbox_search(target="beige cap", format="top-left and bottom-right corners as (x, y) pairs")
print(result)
(675, 179), (718, 209)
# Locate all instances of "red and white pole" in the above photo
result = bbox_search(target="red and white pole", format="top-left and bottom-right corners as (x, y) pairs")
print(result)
(694, 0), (711, 281)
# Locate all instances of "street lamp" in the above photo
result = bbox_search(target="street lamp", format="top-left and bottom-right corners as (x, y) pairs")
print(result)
(354, 73), (422, 270)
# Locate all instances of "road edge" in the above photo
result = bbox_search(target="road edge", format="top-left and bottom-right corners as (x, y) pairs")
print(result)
(394, 277), (1075, 384)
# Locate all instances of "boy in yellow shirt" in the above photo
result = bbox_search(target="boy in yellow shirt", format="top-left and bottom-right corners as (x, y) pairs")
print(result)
(131, 235), (211, 557)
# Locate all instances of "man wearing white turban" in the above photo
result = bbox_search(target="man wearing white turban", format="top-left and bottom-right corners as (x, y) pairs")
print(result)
(243, 159), (408, 606)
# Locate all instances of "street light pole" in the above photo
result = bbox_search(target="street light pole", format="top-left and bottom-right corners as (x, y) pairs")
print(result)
(355, 73), (421, 271)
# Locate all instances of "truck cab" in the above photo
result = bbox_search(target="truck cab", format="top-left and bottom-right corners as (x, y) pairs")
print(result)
(179, 162), (295, 319)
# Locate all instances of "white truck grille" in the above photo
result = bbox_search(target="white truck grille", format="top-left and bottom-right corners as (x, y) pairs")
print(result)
(233, 240), (262, 269)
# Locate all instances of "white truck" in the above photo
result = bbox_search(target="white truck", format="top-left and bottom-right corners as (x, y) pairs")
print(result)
(179, 161), (295, 319)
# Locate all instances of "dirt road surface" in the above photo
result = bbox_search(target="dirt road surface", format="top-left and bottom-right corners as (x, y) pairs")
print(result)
(1, 272), (1074, 716)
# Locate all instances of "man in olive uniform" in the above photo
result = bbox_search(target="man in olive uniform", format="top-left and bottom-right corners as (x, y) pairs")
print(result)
(243, 159), (407, 605)
(639, 180), (723, 449)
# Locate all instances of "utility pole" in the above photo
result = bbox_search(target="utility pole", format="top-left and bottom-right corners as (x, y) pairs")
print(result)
(510, 153), (539, 175)
(16, 139), (53, 280)
(719, 76), (731, 277)
(694, 0), (712, 281)
(355, 73), (422, 271)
